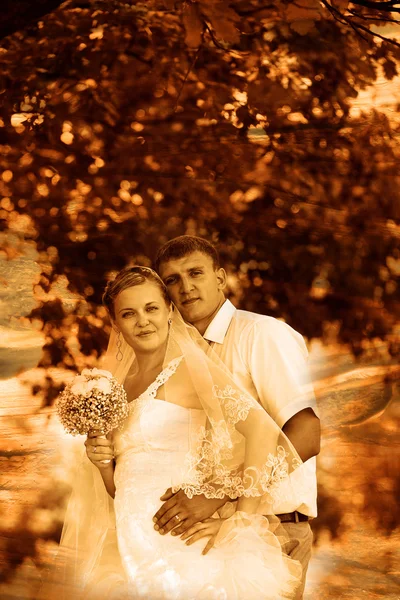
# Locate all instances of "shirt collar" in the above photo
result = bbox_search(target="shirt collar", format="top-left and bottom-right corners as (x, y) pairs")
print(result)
(203, 299), (236, 344)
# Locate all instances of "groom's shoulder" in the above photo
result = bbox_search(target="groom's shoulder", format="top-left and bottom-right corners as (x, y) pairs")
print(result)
(233, 309), (305, 346)
(234, 308), (289, 330)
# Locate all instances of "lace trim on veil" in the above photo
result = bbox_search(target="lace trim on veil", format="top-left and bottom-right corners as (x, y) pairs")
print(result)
(176, 384), (297, 503)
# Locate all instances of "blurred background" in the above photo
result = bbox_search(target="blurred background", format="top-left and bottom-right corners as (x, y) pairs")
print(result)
(0, 1), (399, 598)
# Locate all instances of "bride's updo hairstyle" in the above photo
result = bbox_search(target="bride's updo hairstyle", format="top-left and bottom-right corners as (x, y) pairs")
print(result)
(103, 266), (171, 320)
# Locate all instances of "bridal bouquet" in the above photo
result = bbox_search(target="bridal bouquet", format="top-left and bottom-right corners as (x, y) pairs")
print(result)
(56, 367), (128, 436)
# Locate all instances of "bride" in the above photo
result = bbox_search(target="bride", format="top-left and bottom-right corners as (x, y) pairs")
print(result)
(47, 266), (304, 600)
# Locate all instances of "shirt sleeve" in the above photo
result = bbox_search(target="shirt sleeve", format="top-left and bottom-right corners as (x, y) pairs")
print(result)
(242, 318), (319, 429)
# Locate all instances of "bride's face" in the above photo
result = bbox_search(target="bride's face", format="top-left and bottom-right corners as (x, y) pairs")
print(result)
(113, 281), (171, 354)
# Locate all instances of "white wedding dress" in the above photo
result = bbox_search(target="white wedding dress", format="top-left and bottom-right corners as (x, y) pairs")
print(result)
(91, 357), (300, 600)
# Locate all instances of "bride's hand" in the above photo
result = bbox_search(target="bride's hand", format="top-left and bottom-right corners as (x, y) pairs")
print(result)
(180, 518), (226, 555)
(84, 431), (114, 469)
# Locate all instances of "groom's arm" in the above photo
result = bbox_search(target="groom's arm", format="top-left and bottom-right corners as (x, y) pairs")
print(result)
(152, 490), (228, 536)
(282, 407), (320, 462)
(152, 410), (321, 536)
(246, 318), (321, 461)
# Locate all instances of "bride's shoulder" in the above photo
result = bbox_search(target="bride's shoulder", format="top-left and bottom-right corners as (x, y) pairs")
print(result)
(162, 356), (202, 409)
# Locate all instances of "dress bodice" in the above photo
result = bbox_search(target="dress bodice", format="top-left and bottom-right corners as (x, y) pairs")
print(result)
(113, 357), (206, 458)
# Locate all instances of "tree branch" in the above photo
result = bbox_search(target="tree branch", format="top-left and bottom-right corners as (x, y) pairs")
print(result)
(174, 45), (202, 112)
(348, 7), (400, 23)
(350, 0), (400, 12)
(322, 0), (400, 48)
(323, 0), (370, 41)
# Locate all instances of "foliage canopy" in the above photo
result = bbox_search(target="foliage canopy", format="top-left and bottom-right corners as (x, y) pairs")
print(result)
(0, 0), (399, 393)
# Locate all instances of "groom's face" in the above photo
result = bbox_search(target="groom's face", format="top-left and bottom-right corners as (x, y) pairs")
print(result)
(158, 251), (226, 334)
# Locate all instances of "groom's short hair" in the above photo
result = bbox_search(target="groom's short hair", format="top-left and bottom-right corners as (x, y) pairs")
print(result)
(155, 235), (220, 271)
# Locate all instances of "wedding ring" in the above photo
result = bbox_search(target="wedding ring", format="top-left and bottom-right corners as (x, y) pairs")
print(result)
(93, 446), (97, 453)
(175, 515), (181, 522)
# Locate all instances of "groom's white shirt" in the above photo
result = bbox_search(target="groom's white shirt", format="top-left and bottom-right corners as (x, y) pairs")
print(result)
(203, 299), (318, 518)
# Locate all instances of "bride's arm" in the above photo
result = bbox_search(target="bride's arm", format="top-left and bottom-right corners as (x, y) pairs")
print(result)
(85, 433), (116, 498)
(98, 461), (116, 499)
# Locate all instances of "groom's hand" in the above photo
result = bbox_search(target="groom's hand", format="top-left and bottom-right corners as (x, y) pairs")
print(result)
(153, 488), (226, 536)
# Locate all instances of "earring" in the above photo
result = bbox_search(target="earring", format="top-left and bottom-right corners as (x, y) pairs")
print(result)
(116, 331), (124, 361)
(168, 317), (172, 326)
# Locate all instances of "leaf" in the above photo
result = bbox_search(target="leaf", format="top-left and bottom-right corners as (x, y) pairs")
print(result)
(236, 106), (257, 129)
(200, 1), (240, 44)
(182, 2), (203, 48)
(285, 0), (321, 24)
(248, 80), (298, 113)
(382, 58), (398, 81)
(290, 19), (317, 36)
(330, 0), (349, 11)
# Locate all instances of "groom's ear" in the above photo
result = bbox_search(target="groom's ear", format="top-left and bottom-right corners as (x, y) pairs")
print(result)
(216, 268), (227, 290)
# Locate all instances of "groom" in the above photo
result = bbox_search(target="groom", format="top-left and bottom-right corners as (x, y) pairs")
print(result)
(152, 235), (320, 598)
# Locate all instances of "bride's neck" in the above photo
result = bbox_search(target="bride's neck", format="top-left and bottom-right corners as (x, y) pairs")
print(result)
(135, 344), (167, 374)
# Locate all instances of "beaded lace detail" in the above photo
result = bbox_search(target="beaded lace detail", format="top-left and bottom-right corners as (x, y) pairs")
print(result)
(128, 356), (184, 415)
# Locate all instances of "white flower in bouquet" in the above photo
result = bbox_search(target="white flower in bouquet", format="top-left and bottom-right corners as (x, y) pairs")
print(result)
(81, 367), (114, 380)
(56, 368), (128, 437)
